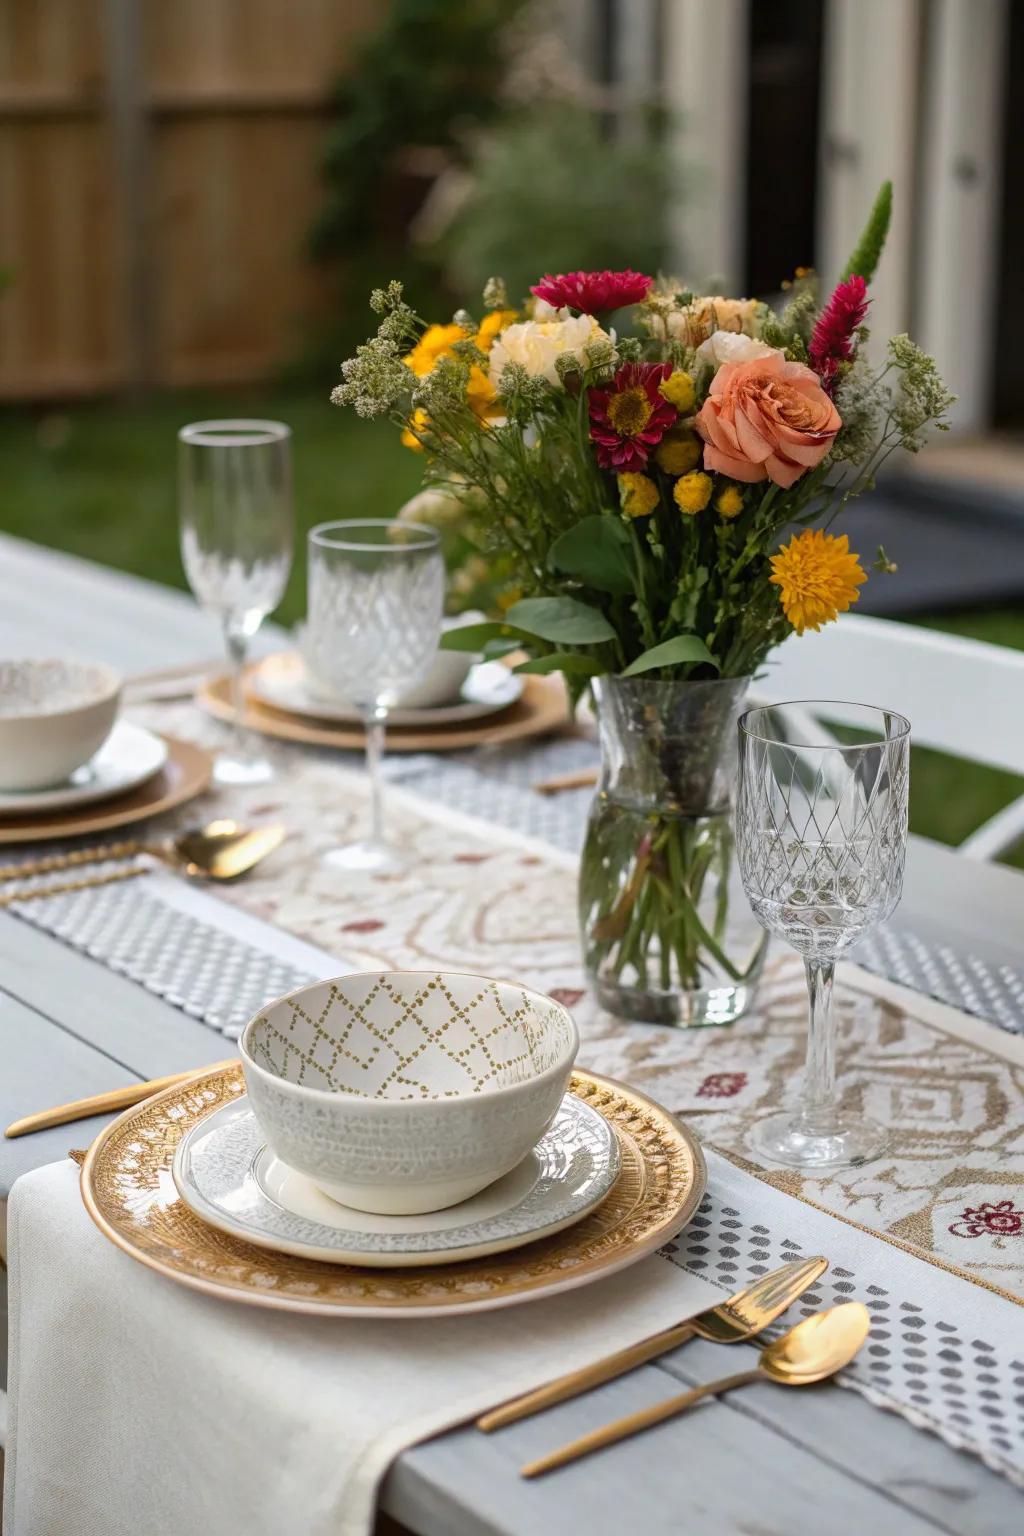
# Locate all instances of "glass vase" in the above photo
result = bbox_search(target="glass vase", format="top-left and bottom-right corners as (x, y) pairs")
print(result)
(580, 675), (767, 1027)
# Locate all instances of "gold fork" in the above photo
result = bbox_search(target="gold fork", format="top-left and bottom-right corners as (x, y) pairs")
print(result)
(477, 1254), (827, 1431)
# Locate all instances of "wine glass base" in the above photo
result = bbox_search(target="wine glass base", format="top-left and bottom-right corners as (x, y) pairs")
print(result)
(321, 840), (405, 875)
(213, 754), (275, 787)
(750, 1110), (888, 1170)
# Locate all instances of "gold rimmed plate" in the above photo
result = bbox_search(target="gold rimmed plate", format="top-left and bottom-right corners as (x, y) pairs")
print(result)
(80, 1066), (706, 1317)
(0, 736), (213, 845)
(198, 668), (569, 754)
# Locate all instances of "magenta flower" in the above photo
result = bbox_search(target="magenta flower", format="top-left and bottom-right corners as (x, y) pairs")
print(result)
(589, 362), (677, 471)
(531, 269), (653, 315)
(809, 274), (870, 392)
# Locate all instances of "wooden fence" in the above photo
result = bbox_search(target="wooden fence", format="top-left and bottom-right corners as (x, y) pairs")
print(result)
(0, 0), (377, 398)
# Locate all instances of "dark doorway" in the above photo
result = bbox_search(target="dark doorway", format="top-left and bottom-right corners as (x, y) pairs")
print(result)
(744, 0), (824, 296)
(992, 0), (1024, 427)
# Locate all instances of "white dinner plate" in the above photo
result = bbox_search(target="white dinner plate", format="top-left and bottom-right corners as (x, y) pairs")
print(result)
(0, 721), (168, 813)
(246, 651), (523, 728)
(173, 1092), (620, 1268)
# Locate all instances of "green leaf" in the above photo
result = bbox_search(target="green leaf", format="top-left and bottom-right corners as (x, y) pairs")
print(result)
(438, 622), (527, 653)
(840, 180), (892, 285)
(505, 596), (616, 646)
(514, 652), (606, 677)
(549, 516), (634, 596)
(621, 636), (719, 676)
(481, 638), (523, 661)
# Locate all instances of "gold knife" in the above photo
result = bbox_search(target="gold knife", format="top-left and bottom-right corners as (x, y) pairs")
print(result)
(4, 1060), (236, 1138)
(476, 1254), (827, 1431)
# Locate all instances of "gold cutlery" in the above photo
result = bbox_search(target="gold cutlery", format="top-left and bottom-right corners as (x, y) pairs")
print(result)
(533, 768), (599, 796)
(0, 864), (151, 907)
(478, 1254), (827, 1431)
(5, 1060), (236, 1138)
(521, 1301), (870, 1478)
(0, 818), (286, 887)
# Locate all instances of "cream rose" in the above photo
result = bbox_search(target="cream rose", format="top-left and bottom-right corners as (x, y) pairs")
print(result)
(694, 330), (780, 370)
(489, 313), (609, 389)
(665, 296), (760, 348)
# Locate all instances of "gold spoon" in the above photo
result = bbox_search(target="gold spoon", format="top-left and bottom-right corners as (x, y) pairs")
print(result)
(0, 819), (286, 887)
(520, 1302), (870, 1479)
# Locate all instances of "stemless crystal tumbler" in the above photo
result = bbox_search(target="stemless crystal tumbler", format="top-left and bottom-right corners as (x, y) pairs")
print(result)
(736, 701), (910, 1169)
(307, 519), (445, 873)
(179, 420), (293, 785)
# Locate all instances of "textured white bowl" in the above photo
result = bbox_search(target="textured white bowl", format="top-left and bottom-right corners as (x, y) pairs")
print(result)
(239, 971), (579, 1215)
(0, 659), (122, 791)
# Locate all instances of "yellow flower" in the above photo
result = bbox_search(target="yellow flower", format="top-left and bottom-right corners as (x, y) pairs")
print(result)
(770, 529), (867, 634)
(400, 408), (430, 451)
(466, 364), (503, 424)
(673, 471), (713, 516)
(659, 370), (696, 414)
(715, 484), (744, 520)
(474, 309), (518, 352)
(654, 429), (701, 476)
(618, 472), (660, 519)
(404, 323), (467, 378)
(496, 587), (523, 613)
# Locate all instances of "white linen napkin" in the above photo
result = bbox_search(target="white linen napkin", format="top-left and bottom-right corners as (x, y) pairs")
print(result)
(4, 1161), (719, 1536)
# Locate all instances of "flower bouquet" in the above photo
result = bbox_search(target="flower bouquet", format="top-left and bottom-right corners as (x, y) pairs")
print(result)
(332, 181), (952, 1025)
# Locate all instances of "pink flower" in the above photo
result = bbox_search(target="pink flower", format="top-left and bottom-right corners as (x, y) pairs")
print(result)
(695, 352), (841, 489)
(531, 269), (653, 314)
(809, 275), (870, 392)
(589, 362), (677, 471)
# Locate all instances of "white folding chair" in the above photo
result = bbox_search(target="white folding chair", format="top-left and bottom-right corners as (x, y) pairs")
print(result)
(754, 613), (1024, 860)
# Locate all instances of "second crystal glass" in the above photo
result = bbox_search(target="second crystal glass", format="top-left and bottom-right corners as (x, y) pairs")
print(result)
(307, 519), (445, 873)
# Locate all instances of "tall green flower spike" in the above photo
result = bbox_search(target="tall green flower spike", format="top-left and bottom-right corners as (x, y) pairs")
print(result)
(840, 179), (892, 285)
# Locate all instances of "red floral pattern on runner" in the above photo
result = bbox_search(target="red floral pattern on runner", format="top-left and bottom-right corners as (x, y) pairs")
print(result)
(549, 988), (584, 1007)
(341, 919), (385, 934)
(948, 1200), (1023, 1239)
(454, 853), (491, 864)
(696, 1071), (748, 1099)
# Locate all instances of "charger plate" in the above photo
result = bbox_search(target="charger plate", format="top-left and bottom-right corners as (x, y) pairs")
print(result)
(0, 736), (212, 845)
(198, 668), (569, 754)
(80, 1065), (706, 1317)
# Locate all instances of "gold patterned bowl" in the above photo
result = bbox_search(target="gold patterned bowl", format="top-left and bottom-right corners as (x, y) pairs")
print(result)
(239, 971), (579, 1216)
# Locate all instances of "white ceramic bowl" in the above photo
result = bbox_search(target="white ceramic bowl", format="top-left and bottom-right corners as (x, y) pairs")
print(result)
(299, 611), (484, 710)
(239, 971), (579, 1215)
(0, 660), (122, 791)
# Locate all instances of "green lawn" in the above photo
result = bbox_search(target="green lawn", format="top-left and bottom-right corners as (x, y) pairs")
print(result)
(2, 389), (1022, 866)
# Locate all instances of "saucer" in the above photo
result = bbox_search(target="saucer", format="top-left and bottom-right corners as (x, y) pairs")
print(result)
(246, 651), (523, 727)
(0, 722), (168, 813)
(172, 1092), (620, 1267)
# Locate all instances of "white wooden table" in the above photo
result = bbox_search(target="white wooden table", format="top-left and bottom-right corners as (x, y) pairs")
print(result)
(1, 533), (1021, 1536)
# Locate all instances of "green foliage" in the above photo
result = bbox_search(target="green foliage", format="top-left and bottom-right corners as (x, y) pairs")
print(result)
(310, 0), (524, 261)
(621, 636), (719, 676)
(439, 107), (669, 300)
(840, 179), (892, 284)
(513, 652), (605, 677)
(504, 595), (616, 645)
(548, 516), (633, 595)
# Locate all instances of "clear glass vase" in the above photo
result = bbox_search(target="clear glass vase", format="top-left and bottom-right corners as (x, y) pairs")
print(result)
(580, 675), (767, 1027)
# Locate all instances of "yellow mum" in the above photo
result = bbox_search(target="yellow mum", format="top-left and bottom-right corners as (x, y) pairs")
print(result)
(673, 471), (713, 516)
(466, 364), (503, 424)
(400, 408), (430, 452)
(659, 370), (696, 414)
(618, 472), (660, 519)
(654, 429), (701, 476)
(715, 485), (744, 520)
(404, 323), (467, 378)
(770, 529), (866, 635)
(474, 309), (518, 352)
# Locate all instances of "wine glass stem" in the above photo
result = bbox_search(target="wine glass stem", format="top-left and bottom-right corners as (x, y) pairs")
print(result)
(803, 957), (836, 1117)
(224, 622), (249, 762)
(364, 706), (387, 845)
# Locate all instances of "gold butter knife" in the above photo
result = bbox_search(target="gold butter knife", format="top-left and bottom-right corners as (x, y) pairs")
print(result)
(4, 1060), (236, 1138)
(477, 1254), (828, 1431)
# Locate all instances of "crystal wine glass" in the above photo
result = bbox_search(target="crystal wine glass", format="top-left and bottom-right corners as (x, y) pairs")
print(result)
(178, 420), (293, 785)
(736, 700), (910, 1168)
(307, 519), (445, 873)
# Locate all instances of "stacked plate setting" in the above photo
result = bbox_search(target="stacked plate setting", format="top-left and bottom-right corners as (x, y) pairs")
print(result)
(173, 971), (624, 1269)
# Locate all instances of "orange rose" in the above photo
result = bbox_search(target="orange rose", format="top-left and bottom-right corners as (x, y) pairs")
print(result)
(695, 352), (841, 489)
